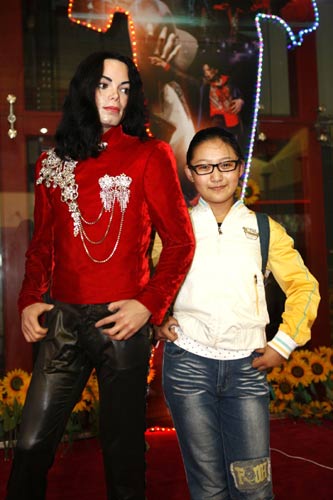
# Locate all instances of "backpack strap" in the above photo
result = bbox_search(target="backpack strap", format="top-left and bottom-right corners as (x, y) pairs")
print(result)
(255, 212), (270, 276)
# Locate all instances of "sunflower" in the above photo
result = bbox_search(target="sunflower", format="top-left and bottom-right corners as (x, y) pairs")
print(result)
(73, 385), (94, 414)
(0, 378), (6, 401)
(269, 399), (287, 415)
(272, 375), (295, 401)
(288, 402), (312, 419)
(314, 346), (333, 371)
(285, 355), (312, 387)
(318, 401), (333, 416)
(85, 371), (99, 402)
(291, 349), (311, 365)
(236, 178), (260, 205)
(72, 396), (87, 414)
(72, 370), (101, 414)
(308, 353), (331, 383)
(266, 362), (285, 383)
(1, 369), (31, 406)
(306, 400), (330, 419)
(0, 380), (7, 417)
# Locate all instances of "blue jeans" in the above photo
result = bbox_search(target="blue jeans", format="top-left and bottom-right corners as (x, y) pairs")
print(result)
(163, 343), (274, 500)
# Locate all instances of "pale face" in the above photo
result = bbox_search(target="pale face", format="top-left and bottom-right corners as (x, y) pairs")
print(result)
(185, 138), (244, 217)
(203, 64), (218, 81)
(95, 59), (130, 133)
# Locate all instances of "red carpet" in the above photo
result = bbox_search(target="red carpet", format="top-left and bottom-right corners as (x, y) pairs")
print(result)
(1, 419), (333, 500)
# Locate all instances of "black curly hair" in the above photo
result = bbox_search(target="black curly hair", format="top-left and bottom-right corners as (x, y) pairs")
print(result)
(55, 51), (149, 161)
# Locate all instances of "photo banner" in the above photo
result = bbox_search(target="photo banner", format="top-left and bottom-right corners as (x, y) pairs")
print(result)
(68, 0), (319, 204)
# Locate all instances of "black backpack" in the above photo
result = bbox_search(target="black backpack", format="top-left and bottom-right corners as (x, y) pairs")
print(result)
(256, 212), (286, 341)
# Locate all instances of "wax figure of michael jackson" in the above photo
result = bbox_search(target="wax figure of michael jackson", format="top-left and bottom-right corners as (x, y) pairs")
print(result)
(6, 51), (195, 500)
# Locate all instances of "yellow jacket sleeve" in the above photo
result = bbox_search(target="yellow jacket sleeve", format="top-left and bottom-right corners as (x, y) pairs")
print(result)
(267, 217), (320, 357)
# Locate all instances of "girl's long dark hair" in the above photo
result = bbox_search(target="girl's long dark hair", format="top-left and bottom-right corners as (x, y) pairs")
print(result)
(55, 51), (149, 161)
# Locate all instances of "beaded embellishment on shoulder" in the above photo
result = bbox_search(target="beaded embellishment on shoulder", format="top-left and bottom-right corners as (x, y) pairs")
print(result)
(36, 149), (132, 263)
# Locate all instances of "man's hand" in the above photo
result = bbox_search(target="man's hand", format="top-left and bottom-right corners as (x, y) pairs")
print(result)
(21, 302), (55, 343)
(230, 98), (244, 114)
(154, 316), (179, 342)
(252, 345), (285, 371)
(148, 27), (181, 68)
(95, 300), (151, 341)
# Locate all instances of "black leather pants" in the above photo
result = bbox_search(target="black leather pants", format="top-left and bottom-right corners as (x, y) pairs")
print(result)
(6, 301), (152, 500)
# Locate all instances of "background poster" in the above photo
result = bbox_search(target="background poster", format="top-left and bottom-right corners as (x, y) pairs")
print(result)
(70, 0), (317, 203)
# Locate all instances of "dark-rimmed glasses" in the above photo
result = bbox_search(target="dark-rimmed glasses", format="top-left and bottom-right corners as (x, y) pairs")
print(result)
(188, 159), (240, 175)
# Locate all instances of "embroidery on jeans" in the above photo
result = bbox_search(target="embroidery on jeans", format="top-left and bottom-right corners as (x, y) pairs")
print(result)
(230, 457), (271, 492)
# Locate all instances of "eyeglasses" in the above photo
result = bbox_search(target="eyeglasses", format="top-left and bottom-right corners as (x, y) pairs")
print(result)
(188, 160), (240, 175)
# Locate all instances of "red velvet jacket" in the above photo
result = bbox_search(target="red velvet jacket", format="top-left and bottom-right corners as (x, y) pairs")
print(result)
(18, 126), (195, 325)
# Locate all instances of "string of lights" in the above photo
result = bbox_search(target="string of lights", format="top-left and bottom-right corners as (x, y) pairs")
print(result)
(67, 2), (138, 65)
(240, 0), (320, 200)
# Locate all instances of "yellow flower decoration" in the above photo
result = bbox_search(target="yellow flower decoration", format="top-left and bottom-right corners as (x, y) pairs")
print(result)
(236, 178), (260, 205)
(272, 375), (295, 401)
(73, 384), (94, 414)
(285, 355), (312, 387)
(72, 371), (100, 414)
(85, 371), (99, 402)
(293, 349), (311, 365)
(306, 401), (330, 419)
(0, 378), (5, 397)
(0, 380), (7, 414)
(266, 362), (285, 383)
(269, 399), (287, 415)
(289, 403), (312, 419)
(320, 401), (333, 415)
(1, 369), (31, 406)
(308, 353), (331, 383)
(314, 346), (333, 371)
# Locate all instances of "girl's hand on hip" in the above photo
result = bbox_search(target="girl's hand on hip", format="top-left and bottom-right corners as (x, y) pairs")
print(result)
(252, 346), (285, 371)
(154, 316), (179, 342)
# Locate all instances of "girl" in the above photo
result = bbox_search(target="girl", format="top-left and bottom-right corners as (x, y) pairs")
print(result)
(155, 126), (320, 500)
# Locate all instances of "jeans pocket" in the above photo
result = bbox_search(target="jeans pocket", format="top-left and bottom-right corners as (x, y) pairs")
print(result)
(164, 341), (187, 359)
(250, 350), (265, 364)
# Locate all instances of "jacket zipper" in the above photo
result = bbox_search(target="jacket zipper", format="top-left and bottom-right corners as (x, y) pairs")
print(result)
(254, 274), (259, 315)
